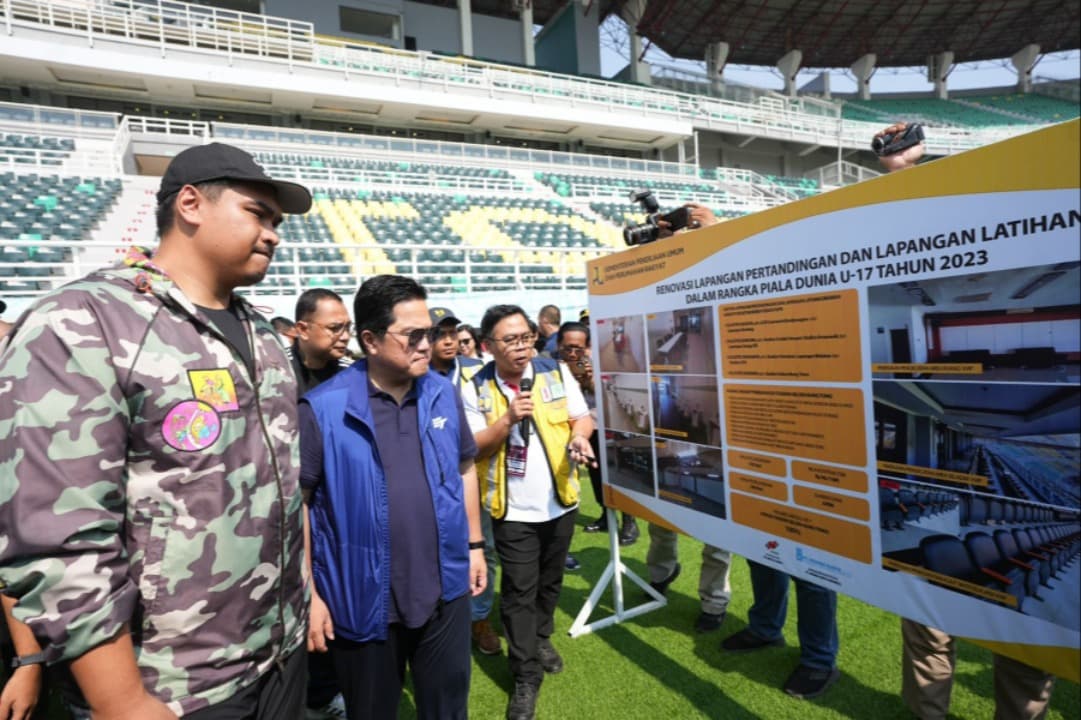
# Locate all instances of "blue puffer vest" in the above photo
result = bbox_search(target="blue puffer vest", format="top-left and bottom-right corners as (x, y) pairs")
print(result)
(304, 360), (469, 641)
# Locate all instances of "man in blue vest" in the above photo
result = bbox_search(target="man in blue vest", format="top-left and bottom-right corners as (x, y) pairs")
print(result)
(300, 275), (487, 720)
(462, 304), (595, 720)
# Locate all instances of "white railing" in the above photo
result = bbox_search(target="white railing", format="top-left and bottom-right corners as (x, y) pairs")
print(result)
(810, 160), (882, 188)
(0, 100), (119, 139)
(125, 115), (211, 138)
(0, 238), (609, 297)
(212, 122), (701, 179)
(3, 0), (313, 63)
(263, 164), (533, 196)
(4, 0), (1053, 159)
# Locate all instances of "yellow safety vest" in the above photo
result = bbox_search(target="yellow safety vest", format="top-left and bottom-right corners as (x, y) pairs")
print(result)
(472, 358), (580, 519)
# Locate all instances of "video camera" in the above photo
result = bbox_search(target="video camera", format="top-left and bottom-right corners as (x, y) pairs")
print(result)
(622, 190), (690, 246)
(871, 122), (925, 157)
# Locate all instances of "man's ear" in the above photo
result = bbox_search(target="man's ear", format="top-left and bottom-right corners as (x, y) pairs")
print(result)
(294, 320), (311, 341)
(174, 184), (205, 229)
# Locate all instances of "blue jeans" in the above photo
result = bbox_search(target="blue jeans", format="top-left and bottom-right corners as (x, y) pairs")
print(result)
(470, 506), (498, 621)
(746, 560), (838, 670)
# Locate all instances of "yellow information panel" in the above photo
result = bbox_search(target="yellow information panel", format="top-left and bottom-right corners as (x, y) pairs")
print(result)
(588, 120), (1080, 680)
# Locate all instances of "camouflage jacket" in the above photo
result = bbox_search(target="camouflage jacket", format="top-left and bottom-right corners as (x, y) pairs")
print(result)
(0, 248), (307, 715)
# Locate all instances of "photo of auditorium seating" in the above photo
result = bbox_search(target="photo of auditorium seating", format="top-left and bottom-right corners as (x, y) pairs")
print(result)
(881, 476), (1080, 629)
(595, 314), (645, 372)
(604, 430), (656, 498)
(656, 440), (726, 519)
(646, 307), (717, 374)
(600, 373), (651, 436)
(651, 375), (720, 446)
(873, 381), (1080, 506)
(868, 264), (1081, 382)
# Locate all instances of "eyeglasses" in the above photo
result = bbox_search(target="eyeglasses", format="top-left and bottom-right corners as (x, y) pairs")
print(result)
(384, 326), (437, 348)
(491, 332), (536, 348)
(459, 337), (475, 346)
(560, 345), (587, 356)
(312, 321), (354, 336)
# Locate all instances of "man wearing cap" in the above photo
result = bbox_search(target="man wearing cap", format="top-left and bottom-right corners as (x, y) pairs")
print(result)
(0, 142), (313, 719)
(427, 307), (500, 656)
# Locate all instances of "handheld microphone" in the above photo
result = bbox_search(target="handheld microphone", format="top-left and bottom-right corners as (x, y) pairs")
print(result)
(518, 377), (533, 445)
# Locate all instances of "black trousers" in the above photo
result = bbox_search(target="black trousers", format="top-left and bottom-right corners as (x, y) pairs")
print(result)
(306, 645), (340, 708)
(329, 593), (471, 720)
(184, 647), (306, 720)
(493, 509), (578, 685)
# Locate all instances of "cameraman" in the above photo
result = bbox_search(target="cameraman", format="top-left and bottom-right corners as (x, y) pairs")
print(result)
(879, 123), (1058, 720)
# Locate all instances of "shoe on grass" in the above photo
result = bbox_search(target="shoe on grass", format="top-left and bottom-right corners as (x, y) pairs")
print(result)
(584, 515), (608, 533)
(783, 664), (840, 700)
(694, 610), (726, 633)
(564, 553), (581, 571)
(648, 562), (681, 597)
(536, 637), (564, 674)
(472, 618), (502, 655)
(720, 627), (785, 652)
(505, 680), (539, 720)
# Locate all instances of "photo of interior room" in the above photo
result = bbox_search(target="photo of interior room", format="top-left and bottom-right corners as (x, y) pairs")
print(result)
(651, 375), (721, 446)
(646, 307), (717, 374)
(656, 440), (726, 518)
(600, 373), (651, 436)
(604, 430), (656, 497)
(595, 315), (646, 372)
(868, 263), (1080, 382)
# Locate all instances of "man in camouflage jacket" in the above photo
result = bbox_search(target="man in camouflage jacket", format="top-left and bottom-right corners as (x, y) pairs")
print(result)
(0, 144), (312, 718)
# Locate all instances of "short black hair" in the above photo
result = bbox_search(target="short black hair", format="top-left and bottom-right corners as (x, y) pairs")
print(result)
(155, 179), (232, 237)
(271, 316), (294, 333)
(557, 321), (590, 346)
(354, 275), (427, 336)
(480, 304), (529, 340)
(295, 288), (344, 322)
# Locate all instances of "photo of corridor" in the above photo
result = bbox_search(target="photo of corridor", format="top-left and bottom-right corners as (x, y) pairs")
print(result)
(868, 264), (1080, 382)
(605, 430), (655, 497)
(600, 373), (651, 435)
(656, 440), (726, 519)
(646, 307), (717, 374)
(595, 315), (646, 372)
(651, 375), (721, 446)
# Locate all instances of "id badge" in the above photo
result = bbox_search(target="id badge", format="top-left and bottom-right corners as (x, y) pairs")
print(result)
(507, 444), (528, 482)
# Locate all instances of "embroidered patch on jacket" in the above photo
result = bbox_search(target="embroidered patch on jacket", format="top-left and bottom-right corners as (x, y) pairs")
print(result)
(189, 369), (239, 411)
(162, 400), (222, 451)
(477, 390), (493, 413)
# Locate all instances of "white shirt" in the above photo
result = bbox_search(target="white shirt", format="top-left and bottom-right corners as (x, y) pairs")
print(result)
(463, 362), (589, 522)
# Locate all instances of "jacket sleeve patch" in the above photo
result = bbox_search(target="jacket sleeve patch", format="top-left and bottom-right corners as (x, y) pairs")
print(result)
(162, 400), (222, 451)
(188, 368), (239, 412)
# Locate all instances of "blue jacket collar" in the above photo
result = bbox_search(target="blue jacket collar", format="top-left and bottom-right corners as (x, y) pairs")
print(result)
(343, 359), (441, 428)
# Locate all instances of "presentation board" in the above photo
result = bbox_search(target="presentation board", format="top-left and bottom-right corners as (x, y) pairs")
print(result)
(585, 120), (1081, 681)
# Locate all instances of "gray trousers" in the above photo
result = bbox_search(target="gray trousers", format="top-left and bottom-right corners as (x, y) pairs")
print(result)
(646, 523), (731, 615)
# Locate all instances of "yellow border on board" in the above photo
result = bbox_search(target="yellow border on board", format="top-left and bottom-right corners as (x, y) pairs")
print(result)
(587, 119), (1080, 296)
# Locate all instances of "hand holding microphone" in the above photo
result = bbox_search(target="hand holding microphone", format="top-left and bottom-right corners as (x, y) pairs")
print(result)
(517, 377), (533, 444)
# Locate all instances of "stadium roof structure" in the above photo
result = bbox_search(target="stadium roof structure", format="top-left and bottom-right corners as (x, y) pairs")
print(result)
(433, 0), (1080, 69)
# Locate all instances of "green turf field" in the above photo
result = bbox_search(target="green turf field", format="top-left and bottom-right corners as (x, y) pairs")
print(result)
(6, 493), (1079, 719)
(453, 496), (1081, 720)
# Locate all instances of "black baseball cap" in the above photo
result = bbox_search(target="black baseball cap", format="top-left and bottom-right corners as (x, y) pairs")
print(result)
(429, 307), (460, 327)
(156, 142), (312, 214)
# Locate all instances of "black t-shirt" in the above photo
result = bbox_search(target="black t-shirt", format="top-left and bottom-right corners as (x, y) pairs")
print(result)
(197, 302), (254, 375)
